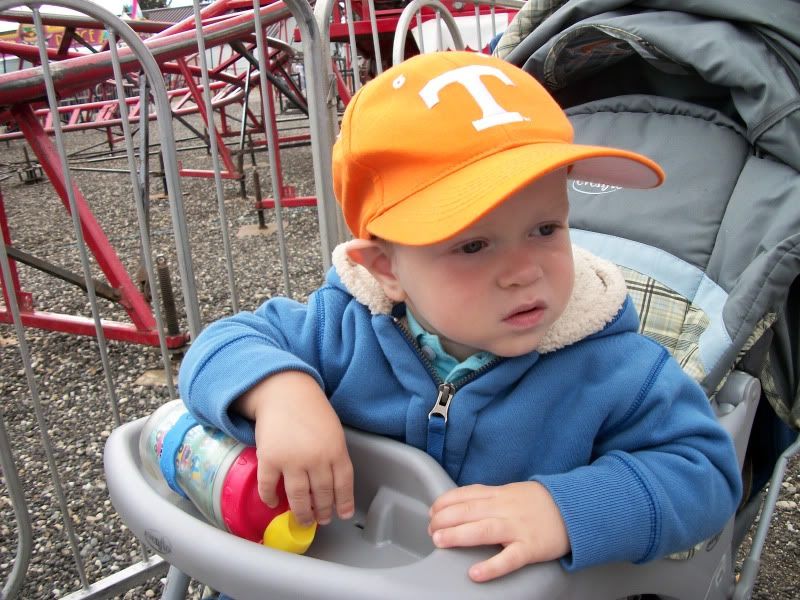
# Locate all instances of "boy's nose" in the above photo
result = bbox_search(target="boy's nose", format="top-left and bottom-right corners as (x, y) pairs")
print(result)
(497, 248), (543, 288)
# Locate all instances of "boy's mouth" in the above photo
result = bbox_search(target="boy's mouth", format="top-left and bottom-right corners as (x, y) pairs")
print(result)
(502, 303), (546, 327)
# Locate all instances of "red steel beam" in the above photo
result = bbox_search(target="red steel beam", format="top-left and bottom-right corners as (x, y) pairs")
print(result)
(0, 310), (187, 348)
(11, 103), (156, 331)
(0, 39), (85, 62)
(1, 112), (189, 348)
(0, 9), (173, 34)
(257, 196), (317, 209)
(175, 57), (239, 177)
(0, 80), (236, 141)
(0, 189), (27, 311)
(0, 2), (291, 106)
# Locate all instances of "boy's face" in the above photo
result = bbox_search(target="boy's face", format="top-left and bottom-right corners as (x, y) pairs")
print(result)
(383, 170), (574, 361)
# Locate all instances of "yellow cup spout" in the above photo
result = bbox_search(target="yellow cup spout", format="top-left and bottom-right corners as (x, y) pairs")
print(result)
(262, 511), (317, 554)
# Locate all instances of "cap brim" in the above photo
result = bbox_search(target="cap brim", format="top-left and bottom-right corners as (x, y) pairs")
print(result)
(366, 142), (664, 245)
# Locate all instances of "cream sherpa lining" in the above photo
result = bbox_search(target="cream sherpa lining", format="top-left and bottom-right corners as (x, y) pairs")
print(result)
(331, 242), (628, 354)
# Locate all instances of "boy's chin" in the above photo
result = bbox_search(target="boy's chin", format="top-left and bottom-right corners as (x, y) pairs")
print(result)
(447, 335), (542, 361)
(489, 340), (542, 359)
(499, 329), (554, 357)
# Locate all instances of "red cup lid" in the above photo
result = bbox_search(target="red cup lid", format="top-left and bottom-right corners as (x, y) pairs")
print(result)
(219, 446), (288, 542)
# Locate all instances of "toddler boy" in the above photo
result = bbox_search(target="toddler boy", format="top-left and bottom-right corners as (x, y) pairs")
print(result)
(180, 51), (741, 582)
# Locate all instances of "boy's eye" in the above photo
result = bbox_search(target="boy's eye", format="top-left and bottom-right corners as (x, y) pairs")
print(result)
(459, 240), (487, 254)
(537, 224), (557, 236)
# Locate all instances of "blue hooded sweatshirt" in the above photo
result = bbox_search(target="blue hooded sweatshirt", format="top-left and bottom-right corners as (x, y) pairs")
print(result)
(179, 245), (741, 571)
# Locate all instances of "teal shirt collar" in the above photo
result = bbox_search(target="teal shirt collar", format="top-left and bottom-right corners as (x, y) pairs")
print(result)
(406, 309), (495, 382)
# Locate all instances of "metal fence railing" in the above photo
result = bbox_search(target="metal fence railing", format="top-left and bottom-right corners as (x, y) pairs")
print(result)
(0, 0), (523, 597)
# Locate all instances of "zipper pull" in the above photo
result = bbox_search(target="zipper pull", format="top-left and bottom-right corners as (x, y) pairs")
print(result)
(428, 382), (456, 422)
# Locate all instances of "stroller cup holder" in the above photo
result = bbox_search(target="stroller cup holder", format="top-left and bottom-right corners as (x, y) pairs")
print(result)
(104, 371), (758, 600)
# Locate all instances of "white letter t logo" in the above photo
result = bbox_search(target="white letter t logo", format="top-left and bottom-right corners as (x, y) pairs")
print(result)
(419, 65), (527, 132)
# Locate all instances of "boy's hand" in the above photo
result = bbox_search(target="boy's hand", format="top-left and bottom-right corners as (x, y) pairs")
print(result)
(235, 371), (355, 526)
(428, 481), (570, 582)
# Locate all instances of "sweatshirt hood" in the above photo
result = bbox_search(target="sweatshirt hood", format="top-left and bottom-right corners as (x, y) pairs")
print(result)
(330, 242), (629, 354)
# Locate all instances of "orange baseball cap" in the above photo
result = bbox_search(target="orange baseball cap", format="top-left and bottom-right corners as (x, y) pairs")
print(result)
(332, 51), (664, 245)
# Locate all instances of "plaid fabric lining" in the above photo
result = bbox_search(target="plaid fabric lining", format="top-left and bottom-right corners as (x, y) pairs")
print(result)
(493, 0), (568, 59)
(619, 266), (709, 383)
(708, 313), (778, 402)
(761, 350), (800, 429)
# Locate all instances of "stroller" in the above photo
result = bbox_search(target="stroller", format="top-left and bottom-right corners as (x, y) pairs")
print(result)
(104, 1), (800, 598)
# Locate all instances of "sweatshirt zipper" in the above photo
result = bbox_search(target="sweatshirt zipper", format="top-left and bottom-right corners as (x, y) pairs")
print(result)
(393, 315), (444, 384)
(394, 316), (500, 464)
(427, 358), (500, 422)
(428, 382), (455, 421)
(394, 315), (500, 409)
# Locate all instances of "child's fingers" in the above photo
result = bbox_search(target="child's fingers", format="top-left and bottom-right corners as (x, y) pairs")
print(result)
(308, 465), (335, 525)
(332, 456), (355, 520)
(428, 494), (497, 534)
(431, 516), (508, 550)
(467, 543), (530, 583)
(283, 469), (315, 525)
(429, 484), (493, 514)
(257, 464), (282, 508)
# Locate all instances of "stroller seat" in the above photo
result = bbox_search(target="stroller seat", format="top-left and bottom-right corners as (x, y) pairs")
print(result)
(105, 370), (757, 599)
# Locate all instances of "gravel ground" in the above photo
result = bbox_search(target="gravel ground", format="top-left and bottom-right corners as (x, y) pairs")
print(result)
(0, 117), (798, 599)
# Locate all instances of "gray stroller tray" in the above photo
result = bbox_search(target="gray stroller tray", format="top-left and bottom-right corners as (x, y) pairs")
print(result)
(104, 371), (758, 600)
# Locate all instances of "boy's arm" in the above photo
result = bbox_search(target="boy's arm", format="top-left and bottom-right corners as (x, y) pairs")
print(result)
(535, 349), (742, 571)
(179, 293), (335, 444)
(178, 287), (356, 524)
(430, 349), (742, 579)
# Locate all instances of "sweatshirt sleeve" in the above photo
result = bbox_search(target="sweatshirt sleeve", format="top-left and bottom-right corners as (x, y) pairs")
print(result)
(178, 285), (344, 445)
(534, 348), (742, 571)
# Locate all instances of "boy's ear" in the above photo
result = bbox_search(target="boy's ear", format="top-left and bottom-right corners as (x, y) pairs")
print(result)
(345, 239), (407, 302)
